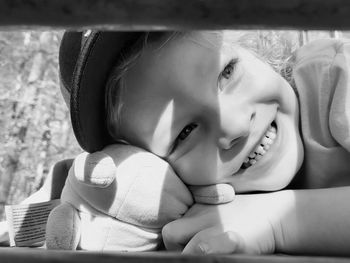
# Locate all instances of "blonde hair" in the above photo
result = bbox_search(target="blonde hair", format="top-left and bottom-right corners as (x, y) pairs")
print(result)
(105, 30), (299, 142)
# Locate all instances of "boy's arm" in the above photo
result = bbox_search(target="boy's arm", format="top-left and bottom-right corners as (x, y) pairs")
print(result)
(163, 187), (350, 256)
(276, 187), (350, 255)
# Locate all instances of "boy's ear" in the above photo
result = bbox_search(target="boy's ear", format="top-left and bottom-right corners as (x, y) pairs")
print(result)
(73, 151), (116, 188)
(189, 184), (235, 205)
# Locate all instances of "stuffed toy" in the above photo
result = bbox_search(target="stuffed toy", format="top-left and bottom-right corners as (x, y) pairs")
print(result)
(45, 144), (234, 252)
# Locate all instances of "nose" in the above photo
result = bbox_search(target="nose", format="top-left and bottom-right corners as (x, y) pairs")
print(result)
(217, 108), (253, 150)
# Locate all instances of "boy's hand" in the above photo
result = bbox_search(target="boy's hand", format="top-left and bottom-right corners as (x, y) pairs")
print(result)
(163, 191), (292, 255)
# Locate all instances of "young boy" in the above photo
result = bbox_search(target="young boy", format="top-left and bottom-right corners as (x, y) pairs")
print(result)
(66, 30), (350, 256)
(3, 31), (350, 256)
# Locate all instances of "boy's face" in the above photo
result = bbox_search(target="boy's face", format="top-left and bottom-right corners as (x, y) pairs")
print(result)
(117, 32), (304, 193)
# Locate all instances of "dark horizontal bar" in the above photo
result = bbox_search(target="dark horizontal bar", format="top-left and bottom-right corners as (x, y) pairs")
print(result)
(1, 248), (350, 263)
(0, 0), (349, 30)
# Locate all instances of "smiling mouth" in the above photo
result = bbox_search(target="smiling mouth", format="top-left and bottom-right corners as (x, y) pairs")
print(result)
(241, 121), (277, 170)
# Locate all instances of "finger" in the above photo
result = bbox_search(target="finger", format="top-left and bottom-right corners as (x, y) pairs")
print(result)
(162, 205), (217, 250)
(162, 217), (200, 251)
(183, 230), (245, 255)
(189, 184), (235, 204)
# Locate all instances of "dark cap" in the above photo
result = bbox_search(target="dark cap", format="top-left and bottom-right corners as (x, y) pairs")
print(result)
(59, 31), (142, 153)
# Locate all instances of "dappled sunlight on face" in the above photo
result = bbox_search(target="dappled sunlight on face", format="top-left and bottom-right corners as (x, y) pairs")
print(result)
(151, 100), (175, 154)
(119, 32), (222, 184)
(97, 30), (304, 252)
(118, 31), (303, 194)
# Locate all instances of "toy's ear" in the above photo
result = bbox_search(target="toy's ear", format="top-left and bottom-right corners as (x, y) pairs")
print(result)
(189, 184), (235, 204)
(72, 151), (116, 187)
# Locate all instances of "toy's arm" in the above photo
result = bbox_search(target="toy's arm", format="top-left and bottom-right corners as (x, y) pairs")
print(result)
(0, 159), (73, 247)
(21, 159), (73, 204)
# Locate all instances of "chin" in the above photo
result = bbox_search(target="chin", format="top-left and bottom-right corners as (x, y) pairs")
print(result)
(235, 171), (296, 193)
(235, 138), (304, 193)
(258, 171), (296, 192)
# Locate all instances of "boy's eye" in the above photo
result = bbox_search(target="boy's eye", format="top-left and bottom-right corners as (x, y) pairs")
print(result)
(171, 123), (198, 152)
(222, 62), (235, 79)
(218, 59), (239, 90)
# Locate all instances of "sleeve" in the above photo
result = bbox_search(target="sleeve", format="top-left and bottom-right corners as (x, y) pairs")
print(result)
(329, 40), (350, 152)
(293, 39), (350, 152)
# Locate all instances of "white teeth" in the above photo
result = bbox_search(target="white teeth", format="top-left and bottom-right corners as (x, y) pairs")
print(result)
(262, 136), (273, 145)
(262, 136), (270, 145)
(249, 152), (256, 158)
(263, 144), (270, 151)
(266, 131), (276, 139)
(255, 154), (263, 161)
(249, 159), (257, 165)
(255, 145), (265, 155)
(242, 123), (277, 169)
(269, 126), (277, 133)
(267, 137), (274, 144)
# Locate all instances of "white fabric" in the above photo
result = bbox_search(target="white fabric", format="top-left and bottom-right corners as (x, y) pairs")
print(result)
(55, 144), (193, 251)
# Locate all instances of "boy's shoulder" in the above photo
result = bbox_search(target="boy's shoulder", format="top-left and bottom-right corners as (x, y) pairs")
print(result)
(293, 38), (350, 153)
(294, 38), (350, 67)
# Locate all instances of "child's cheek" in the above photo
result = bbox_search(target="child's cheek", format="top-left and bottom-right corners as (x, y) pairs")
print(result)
(173, 150), (219, 186)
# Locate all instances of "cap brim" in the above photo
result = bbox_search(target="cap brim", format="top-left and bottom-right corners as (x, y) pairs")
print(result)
(59, 31), (82, 108)
(69, 31), (142, 152)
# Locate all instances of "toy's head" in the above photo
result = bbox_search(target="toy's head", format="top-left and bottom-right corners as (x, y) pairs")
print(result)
(64, 144), (194, 229)
(46, 144), (194, 251)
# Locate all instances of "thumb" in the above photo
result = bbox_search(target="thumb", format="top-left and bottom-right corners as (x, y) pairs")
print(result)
(189, 184), (235, 204)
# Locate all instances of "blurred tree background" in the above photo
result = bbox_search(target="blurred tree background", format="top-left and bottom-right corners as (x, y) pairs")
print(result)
(0, 30), (349, 221)
(0, 31), (81, 220)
